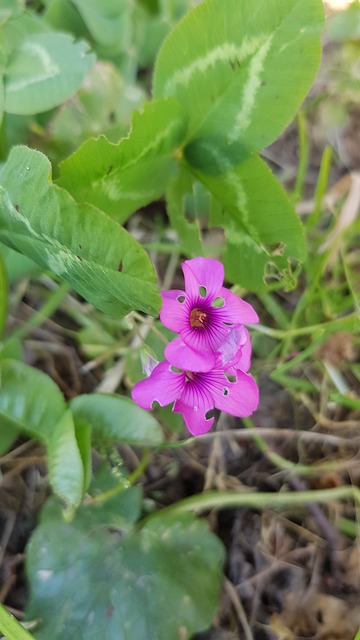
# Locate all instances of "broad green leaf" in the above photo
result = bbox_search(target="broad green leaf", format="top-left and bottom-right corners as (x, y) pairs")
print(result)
(0, 251), (7, 339)
(85, 465), (143, 527)
(0, 63), (4, 129)
(153, 0), (324, 160)
(74, 420), (92, 493)
(0, 427), (18, 455)
(48, 62), (145, 158)
(43, 0), (88, 37)
(0, 359), (83, 510)
(0, 0), (24, 25)
(0, 11), (48, 57)
(327, 3), (360, 42)
(134, 0), (195, 68)
(26, 505), (224, 640)
(4, 32), (95, 115)
(0, 337), (22, 361)
(0, 146), (161, 317)
(192, 155), (306, 291)
(71, 0), (132, 50)
(70, 393), (164, 446)
(57, 98), (187, 224)
(165, 164), (203, 256)
(0, 243), (41, 282)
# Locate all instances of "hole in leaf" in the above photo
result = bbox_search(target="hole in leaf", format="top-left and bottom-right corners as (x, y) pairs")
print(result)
(205, 409), (215, 420)
(223, 387), (229, 396)
(225, 373), (237, 383)
(224, 322), (233, 326)
(212, 296), (225, 308)
(177, 295), (185, 303)
(199, 286), (207, 297)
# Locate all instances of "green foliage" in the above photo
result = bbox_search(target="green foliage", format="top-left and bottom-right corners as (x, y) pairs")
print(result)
(153, 0), (324, 152)
(70, 393), (164, 446)
(198, 155), (306, 290)
(57, 97), (187, 223)
(47, 61), (145, 160)
(0, 359), (83, 512)
(53, 0), (324, 290)
(4, 32), (95, 115)
(0, 243), (41, 282)
(165, 165), (203, 256)
(0, 1), (339, 636)
(26, 498), (224, 640)
(0, 146), (161, 317)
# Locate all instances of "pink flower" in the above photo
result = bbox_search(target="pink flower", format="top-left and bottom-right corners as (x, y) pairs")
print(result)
(160, 258), (258, 372)
(131, 360), (259, 436)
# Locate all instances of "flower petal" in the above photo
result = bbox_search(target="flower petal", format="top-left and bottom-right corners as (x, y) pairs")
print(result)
(174, 377), (215, 435)
(182, 258), (224, 301)
(217, 288), (259, 324)
(131, 361), (185, 410)
(232, 328), (252, 372)
(216, 325), (250, 369)
(165, 336), (216, 373)
(205, 369), (259, 417)
(181, 315), (229, 354)
(160, 289), (188, 333)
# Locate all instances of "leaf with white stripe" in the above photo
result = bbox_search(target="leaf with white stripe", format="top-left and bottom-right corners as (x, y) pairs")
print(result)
(154, 0), (324, 164)
(57, 98), (187, 223)
(4, 32), (95, 115)
(195, 155), (306, 291)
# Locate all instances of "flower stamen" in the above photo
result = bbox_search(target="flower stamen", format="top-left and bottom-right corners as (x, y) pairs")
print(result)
(190, 308), (207, 328)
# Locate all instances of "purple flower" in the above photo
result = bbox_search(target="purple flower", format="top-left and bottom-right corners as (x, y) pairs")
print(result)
(160, 258), (258, 372)
(131, 360), (259, 436)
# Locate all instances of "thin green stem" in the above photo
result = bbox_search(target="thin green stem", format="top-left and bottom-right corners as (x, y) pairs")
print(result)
(87, 449), (149, 506)
(257, 292), (289, 330)
(144, 486), (360, 522)
(0, 604), (36, 640)
(242, 417), (333, 475)
(306, 145), (333, 230)
(252, 311), (357, 341)
(280, 252), (330, 356)
(292, 110), (310, 203)
(8, 281), (71, 342)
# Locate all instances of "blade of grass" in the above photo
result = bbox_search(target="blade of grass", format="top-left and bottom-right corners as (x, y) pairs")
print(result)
(257, 292), (289, 330)
(306, 145), (333, 230)
(292, 110), (310, 204)
(7, 280), (71, 343)
(0, 605), (36, 640)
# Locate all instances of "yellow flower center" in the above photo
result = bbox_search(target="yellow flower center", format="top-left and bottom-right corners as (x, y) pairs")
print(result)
(190, 308), (207, 328)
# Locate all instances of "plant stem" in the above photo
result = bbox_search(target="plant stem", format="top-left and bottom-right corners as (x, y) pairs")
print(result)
(87, 449), (149, 506)
(292, 110), (310, 203)
(0, 605), (36, 640)
(145, 486), (360, 522)
(252, 310), (357, 341)
(8, 281), (71, 342)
